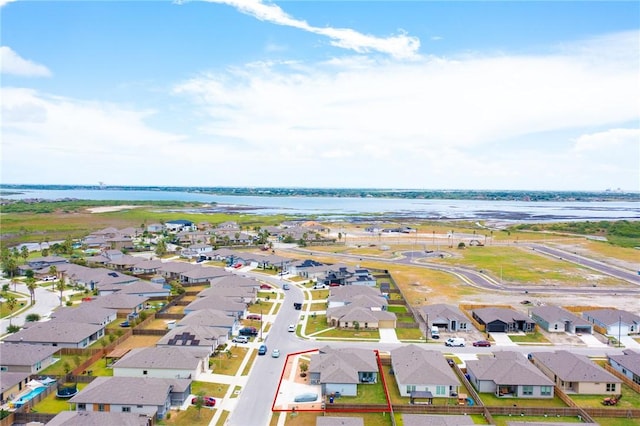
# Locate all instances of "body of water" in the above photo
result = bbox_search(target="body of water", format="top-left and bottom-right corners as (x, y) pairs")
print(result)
(3, 188), (639, 222)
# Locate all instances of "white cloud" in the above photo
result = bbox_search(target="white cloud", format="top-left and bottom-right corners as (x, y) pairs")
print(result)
(203, 0), (420, 59)
(1, 88), (187, 185)
(0, 46), (52, 77)
(0, 0), (17, 7)
(170, 30), (639, 190)
(573, 128), (640, 152)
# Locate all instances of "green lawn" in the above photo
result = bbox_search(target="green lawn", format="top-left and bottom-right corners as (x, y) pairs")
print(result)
(191, 381), (229, 398)
(40, 355), (92, 376)
(209, 347), (248, 376)
(159, 405), (215, 426)
(479, 393), (568, 408)
(304, 314), (379, 339)
(387, 305), (407, 313)
(310, 289), (329, 300)
(509, 331), (551, 344)
(241, 349), (257, 375)
(395, 327), (423, 340)
(332, 381), (388, 404)
(32, 383), (89, 414)
(570, 383), (640, 409)
(491, 415), (581, 426)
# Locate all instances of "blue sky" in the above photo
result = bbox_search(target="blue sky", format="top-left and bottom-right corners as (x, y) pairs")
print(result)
(1, 0), (638, 191)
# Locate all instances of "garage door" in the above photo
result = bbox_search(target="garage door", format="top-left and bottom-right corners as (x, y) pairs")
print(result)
(487, 322), (507, 332)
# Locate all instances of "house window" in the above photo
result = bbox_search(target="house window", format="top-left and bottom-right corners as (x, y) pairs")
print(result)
(406, 385), (416, 394)
(77, 404), (86, 411)
(137, 405), (143, 408)
(541, 386), (552, 396)
(606, 383), (616, 392)
(143, 370), (148, 375)
(344, 322), (349, 328)
(554, 324), (558, 330)
(460, 323), (467, 330)
(122, 407), (131, 412)
(364, 323), (368, 329)
(97, 404), (106, 412)
(0, 366), (7, 371)
(522, 386), (533, 396)
(436, 386), (446, 396)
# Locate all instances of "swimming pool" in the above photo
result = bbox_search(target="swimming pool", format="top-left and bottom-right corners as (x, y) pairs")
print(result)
(14, 386), (47, 408)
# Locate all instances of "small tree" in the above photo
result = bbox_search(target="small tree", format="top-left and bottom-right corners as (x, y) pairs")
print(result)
(353, 320), (360, 331)
(25, 277), (37, 305)
(194, 391), (205, 418)
(299, 362), (308, 377)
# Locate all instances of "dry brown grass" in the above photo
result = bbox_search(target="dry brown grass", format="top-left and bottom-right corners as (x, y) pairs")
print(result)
(117, 335), (162, 349)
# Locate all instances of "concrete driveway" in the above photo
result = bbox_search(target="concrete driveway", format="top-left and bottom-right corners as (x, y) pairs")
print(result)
(578, 333), (609, 348)
(489, 332), (518, 347)
(379, 328), (399, 343)
(620, 335), (640, 350)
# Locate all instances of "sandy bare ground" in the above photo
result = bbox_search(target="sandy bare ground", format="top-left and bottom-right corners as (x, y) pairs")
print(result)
(87, 205), (141, 213)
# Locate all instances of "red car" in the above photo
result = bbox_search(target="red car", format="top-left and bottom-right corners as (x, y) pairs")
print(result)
(192, 396), (216, 407)
(246, 314), (262, 320)
(472, 340), (491, 347)
(260, 284), (271, 290)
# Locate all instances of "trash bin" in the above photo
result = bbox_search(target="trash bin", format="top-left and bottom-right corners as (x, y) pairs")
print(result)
(329, 396), (334, 404)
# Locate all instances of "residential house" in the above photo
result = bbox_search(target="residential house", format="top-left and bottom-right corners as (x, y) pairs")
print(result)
(0, 371), (30, 404)
(420, 304), (471, 332)
(531, 350), (621, 394)
(582, 308), (640, 336)
(69, 376), (191, 419)
(472, 307), (536, 333)
(289, 259), (328, 279)
(157, 262), (197, 282)
(156, 325), (227, 353)
(530, 306), (593, 334)
(391, 345), (460, 398)
(184, 295), (246, 319)
(91, 293), (149, 318)
(26, 256), (69, 270)
(0, 343), (59, 374)
(112, 346), (209, 379)
(132, 259), (164, 275)
(327, 285), (386, 309)
(107, 254), (143, 272)
(326, 304), (396, 330)
(165, 219), (196, 232)
(46, 411), (152, 426)
(147, 223), (165, 233)
(115, 281), (170, 298)
(50, 304), (118, 327)
(320, 266), (357, 287)
(3, 322), (105, 349)
(466, 351), (554, 398)
(180, 265), (230, 284)
(608, 349), (640, 385)
(177, 309), (239, 335)
(309, 346), (378, 397)
(344, 269), (376, 287)
(180, 243), (213, 259)
(198, 285), (256, 304)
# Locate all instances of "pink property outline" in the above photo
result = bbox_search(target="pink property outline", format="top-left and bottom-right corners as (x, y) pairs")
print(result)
(271, 348), (392, 414)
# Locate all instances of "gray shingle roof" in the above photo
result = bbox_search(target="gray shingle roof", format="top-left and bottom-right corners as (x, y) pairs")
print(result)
(402, 414), (475, 426)
(316, 417), (365, 426)
(467, 351), (553, 386)
(583, 308), (640, 326)
(390, 345), (459, 387)
(113, 346), (207, 370)
(420, 304), (468, 324)
(309, 347), (378, 385)
(69, 376), (189, 406)
(46, 411), (151, 426)
(530, 305), (591, 326)
(473, 307), (532, 323)
(0, 343), (59, 366)
(4, 322), (103, 345)
(608, 349), (640, 376)
(533, 351), (621, 383)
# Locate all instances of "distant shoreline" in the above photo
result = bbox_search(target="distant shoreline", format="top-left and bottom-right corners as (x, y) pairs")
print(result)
(1, 184), (638, 202)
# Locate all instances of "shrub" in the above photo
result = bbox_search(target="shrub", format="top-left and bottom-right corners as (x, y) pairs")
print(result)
(26, 313), (41, 322)
(6, 324), (20, 333)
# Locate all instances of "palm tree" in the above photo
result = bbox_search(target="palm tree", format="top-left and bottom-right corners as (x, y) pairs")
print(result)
(5, 295), (17, 326)
(25, 276), (37, 305)
(20, 246), (29, 262)
(56, 277), (66, 306)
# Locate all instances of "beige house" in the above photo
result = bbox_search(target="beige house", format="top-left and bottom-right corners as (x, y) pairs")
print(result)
(531, 350), (621, 394)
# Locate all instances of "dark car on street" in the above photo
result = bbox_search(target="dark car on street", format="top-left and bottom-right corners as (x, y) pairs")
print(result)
(258, 344), (267, 355)
(472, 340), (492, 347)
